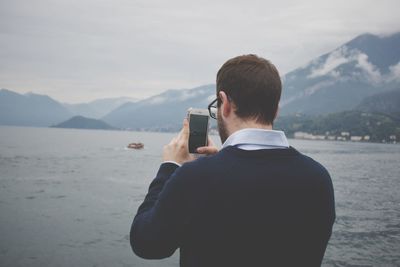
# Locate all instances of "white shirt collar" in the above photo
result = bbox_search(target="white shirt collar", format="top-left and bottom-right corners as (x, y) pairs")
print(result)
(222, 128), (289, 150)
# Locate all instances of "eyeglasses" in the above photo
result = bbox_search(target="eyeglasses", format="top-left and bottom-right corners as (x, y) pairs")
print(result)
(208, 95), (232, 119)
(208, 98), (218, 119)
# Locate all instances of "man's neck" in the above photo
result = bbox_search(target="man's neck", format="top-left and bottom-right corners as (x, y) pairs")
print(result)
(227, 119), (273, 137)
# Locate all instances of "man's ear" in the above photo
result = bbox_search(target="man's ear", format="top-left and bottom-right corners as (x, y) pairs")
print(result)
(218, 91), (231, 118)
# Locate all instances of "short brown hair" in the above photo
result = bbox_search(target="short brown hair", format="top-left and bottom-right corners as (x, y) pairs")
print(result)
(216, 54), (282, 125)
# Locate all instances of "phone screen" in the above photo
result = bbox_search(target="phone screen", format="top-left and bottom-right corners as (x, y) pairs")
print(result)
(189, 114), (209, 153)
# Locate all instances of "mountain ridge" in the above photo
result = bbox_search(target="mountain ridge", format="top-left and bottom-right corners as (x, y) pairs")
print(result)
(102, 84), (215, 130)
(356, 88), (400, 120)
(0, 88), (72, 127)
(280, 31), (400, 115)
(2, 32), (400, 131)
(63, 96), (138, 119)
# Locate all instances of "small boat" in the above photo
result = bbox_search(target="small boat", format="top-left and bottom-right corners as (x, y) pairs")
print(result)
(128, 142), (144, 149)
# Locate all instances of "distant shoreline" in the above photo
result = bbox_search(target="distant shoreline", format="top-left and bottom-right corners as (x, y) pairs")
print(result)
(0, 125), (398, 145)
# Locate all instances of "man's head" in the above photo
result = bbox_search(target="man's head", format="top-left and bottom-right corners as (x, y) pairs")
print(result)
(215, 54), (282, 143)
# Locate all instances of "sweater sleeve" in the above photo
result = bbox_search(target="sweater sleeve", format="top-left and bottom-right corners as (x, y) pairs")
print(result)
(130, 162), (187, 259)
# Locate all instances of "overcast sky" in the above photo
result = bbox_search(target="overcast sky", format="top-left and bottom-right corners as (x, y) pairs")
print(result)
(0, 0), (399, 103)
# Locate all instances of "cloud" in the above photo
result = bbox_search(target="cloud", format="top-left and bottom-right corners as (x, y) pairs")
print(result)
(388, 61), (400, 82)
(308, 47), (352, 78)
(308, 46), (383, 83)
(304, 81), (336, 95)
(355, 53), (382, 83)
(177, 89), (205, 101)
(148, 96), (166, 105)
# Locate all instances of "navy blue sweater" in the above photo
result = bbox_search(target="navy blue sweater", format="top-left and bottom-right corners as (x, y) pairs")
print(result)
(130, 146), (335, 267)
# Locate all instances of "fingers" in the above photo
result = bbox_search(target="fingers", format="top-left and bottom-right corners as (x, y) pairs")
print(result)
(197, 137), (218, 155)
(196, 136), (219, 155)
(196, 145), (219, 155)
(168, 135), (178, 146)
(166, 118), (218, 161)
(162, 118), (193, 164)
(181, 118), (189, 140)
(176, 118), (189, 140)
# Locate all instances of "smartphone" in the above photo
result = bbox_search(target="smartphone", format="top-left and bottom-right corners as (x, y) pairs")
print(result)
(188, 108), (209, 153)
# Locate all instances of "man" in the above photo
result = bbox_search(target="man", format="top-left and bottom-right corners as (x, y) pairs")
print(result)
(130, 54), (335, 267)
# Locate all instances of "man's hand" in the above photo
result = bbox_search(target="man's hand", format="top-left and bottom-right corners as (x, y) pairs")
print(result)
(163, 119), (194, 165)
(163, 119), (219, 165)
(196, 137), (219, 155)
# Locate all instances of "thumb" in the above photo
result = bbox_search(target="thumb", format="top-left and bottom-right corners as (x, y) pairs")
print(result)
(197, 146), (219, 155)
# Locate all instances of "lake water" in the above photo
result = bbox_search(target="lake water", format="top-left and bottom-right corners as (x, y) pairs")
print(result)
(0, 126), (399, 267)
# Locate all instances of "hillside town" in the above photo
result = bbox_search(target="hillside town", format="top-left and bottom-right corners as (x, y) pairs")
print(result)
(293, 131), (398, 144)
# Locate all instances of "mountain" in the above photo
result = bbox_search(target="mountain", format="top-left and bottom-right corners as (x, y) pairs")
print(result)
(280, 32), (400, 115)
(64, 97), (138, 119)
(102, 85), (216, 130)
(51, 116), (117, 130)
(103, 32), (400, 130)
(0, 89), (72, 127)
(356, 88), (400, 120)
(0, 88), (138, 127)
(3, 32), (399, 131)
